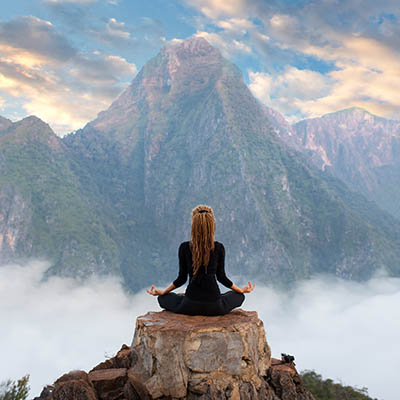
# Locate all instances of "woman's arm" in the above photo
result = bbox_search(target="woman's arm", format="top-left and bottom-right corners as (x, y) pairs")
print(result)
(147, 243), (188, 296)
(216, 243), (234, 288)
(216, 243), (255, 294)
(172, 242), (188, 288)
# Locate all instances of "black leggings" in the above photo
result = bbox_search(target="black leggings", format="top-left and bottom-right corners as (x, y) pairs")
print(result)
(157, 290), (245, 316)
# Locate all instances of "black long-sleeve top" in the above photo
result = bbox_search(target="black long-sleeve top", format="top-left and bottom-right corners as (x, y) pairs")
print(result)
(172, 241), (233, 302)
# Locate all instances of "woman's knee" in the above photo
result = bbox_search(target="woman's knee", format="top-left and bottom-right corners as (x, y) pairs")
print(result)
(157, 294), (167, 309)
(237, 292), (245, 306)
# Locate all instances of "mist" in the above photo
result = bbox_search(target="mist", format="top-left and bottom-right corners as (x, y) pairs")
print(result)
(1, 261), (399, 400)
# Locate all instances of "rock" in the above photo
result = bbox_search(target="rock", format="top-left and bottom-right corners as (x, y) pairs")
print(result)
(90, 344), (132, 371)
(34, 311), (316, 400)
(129, 309), (271, 399)
(32, 385), (54, 400)
(88, 368), (127, 400)
(52, 370), (97, 400)
(268, 359), (314, 400)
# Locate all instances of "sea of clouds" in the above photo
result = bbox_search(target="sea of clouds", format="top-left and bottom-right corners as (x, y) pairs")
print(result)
(1, 260), (399, 399)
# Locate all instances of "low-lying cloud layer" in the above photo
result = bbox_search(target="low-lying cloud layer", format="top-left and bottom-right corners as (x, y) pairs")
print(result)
(2, 261), (399, 399)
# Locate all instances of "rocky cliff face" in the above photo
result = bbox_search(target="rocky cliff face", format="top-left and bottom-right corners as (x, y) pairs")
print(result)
(34, 310), (315, 400)
(269, 107), (400, 220)
(0, 184), (32, 262)
(294, 108), (400, 219)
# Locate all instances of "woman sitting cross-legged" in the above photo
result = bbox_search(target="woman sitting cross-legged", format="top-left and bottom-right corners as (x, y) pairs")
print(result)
(147, 204), (255, 316)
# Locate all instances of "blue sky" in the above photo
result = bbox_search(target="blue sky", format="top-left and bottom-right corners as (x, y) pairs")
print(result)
(0, 0), (399, 135)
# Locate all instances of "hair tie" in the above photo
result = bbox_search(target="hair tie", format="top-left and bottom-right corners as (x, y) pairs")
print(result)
(198, 210), (208, 213)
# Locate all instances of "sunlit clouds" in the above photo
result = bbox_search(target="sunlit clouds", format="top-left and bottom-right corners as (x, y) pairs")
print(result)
(194, 31), (252, 59)
(248, 68), (332, 122)
(106, 18), (130, 39)
(184, 0), (246, 19)
(185, 0), (400, 122)
(0, 15), (136, 135)
(1, 0), (399, 131)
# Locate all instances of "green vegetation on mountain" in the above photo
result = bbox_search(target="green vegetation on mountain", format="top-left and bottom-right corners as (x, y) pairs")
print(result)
(1, 38), (400, 289)
(0, 117), (121, 278)
(301, 370), (377, 400)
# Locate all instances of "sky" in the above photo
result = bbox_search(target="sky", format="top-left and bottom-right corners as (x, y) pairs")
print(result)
(0, 0), (399, 135)
(1, 260), (399, 400)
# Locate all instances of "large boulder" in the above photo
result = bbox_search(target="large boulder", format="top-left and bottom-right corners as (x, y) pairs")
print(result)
(34, 310), (315, 400)
(129, 309), (271, 399)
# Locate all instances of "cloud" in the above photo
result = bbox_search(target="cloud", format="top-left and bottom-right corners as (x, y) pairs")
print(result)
(194, 31), (252, 58)
(0, 16), (136, 134)
(44, 0), (96, 4)
(0, 261), (155, 396)
(261, 7), (400, 120)
(1, 261), (399, 400)
(249, 34), (400, 122)
(184, 0), (247, 19)
(246, 273), (400, 400)
(215, 18), (254, 34)
(0, 16), (76, 62)
(248, 68), (332, 122)
(184, 0), (400, 121)
(105, 18), (130, 39)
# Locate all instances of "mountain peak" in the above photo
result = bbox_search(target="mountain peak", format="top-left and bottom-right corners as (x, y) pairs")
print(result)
(88, 36), (233, 135)
(17, 115), (51, 128)
(158, 36), (222, 74)
(163, 36), (218, 58)
(0, 115), (62, 150)
(338, 106), (371, 115)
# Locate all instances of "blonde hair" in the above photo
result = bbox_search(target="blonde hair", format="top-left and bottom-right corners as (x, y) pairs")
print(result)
(190, 205), (215, 279)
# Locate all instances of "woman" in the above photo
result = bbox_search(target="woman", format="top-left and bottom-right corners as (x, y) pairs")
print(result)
(147, 205), (255, 316)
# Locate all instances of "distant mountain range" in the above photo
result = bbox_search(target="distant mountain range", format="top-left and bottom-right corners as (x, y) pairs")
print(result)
(1, 38), (399, 290)
(266, 106), (400, 219)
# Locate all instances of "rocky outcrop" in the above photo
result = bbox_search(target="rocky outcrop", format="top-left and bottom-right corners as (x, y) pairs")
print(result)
(130, 309), (270, 398)
(34, 310), (315, 400)
(0, 184), (32, 263)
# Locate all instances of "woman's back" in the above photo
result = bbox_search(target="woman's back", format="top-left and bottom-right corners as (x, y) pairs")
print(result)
(174, 241), (233, 302)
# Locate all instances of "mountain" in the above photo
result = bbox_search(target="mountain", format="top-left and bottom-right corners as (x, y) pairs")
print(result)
(270, 107), (400, 219)
(0, 116), (121, 278)
(58, 37), (400, 288)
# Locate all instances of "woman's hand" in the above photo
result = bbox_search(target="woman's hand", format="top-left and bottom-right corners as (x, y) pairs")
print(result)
(146, 285), (165, 296)
(241, 282), (255, 293)
(231, 282), (255, 294)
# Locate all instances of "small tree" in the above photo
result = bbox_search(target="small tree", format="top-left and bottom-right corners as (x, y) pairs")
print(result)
(0, 375), (30, 400)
